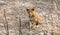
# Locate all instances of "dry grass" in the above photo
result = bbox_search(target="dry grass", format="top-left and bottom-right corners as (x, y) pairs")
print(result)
(3, 9), (9, 35)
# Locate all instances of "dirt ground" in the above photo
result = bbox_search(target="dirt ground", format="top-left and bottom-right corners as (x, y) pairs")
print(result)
(0, 0), (60, 35)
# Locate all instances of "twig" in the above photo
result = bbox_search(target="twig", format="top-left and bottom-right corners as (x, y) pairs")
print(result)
(19, 17), (22, 35)
(3, 9), (9, 35)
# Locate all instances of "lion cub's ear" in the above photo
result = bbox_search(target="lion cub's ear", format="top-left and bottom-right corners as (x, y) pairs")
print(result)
(26, 9), (29, 11)
(31, 8), (34, 11)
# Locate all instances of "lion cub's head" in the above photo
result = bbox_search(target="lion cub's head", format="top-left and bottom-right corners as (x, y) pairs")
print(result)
(26, 8), (34, 13)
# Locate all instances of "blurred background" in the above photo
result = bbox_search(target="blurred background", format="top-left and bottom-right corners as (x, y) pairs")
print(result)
(0, 0), (60, 35)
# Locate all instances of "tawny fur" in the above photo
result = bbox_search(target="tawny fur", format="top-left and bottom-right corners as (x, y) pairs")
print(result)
(26, 8), (42, 29)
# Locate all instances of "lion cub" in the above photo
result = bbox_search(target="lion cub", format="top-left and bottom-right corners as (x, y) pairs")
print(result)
(26, 8), (42, 29)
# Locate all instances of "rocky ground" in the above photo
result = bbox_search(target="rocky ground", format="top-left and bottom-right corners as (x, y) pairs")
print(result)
(0, 0), (60, 35)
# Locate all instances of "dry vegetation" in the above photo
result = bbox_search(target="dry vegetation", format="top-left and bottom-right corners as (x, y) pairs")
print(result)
(0, 0), (60, 35)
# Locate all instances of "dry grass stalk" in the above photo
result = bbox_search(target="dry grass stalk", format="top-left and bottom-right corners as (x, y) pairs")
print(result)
(3, 9), (9, 35)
